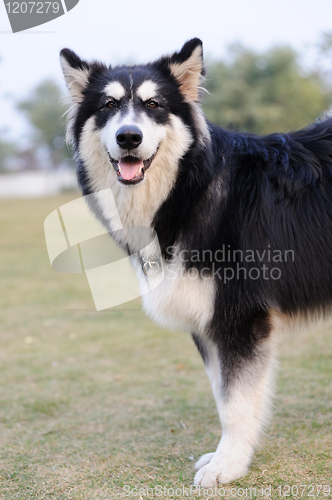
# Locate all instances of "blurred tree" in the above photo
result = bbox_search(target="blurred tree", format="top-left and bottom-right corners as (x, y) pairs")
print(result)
(0, 139), (16, 172)
(202, 44), (332, 135)
(318, 30), (332, 55)
(0, 55), (17, 172)
(17, 79), (73, 168)
(316, 31), (332, 88)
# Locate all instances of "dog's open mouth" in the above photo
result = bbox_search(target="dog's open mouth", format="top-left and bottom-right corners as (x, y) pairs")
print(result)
(108, 150), (158, 185)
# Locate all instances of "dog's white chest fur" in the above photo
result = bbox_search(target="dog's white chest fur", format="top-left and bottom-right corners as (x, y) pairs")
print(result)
(135, 256), (216, 334)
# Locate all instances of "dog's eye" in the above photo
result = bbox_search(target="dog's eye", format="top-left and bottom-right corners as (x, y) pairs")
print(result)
(105, 100), (116, 108)
(147, 100), (158, 108)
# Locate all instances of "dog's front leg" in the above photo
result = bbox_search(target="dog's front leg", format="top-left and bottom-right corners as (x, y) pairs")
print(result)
(192, 324), (277, 487)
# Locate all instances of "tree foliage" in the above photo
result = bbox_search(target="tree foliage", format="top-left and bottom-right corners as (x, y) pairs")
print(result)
(318, 31), (332, 56)
(202, 44), (332, 135)
(17, 80), (72, 168)
(0, 139), (16, 172)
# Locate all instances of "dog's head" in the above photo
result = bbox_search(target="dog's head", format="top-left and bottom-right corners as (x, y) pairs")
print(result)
(60, 39), (208, 190)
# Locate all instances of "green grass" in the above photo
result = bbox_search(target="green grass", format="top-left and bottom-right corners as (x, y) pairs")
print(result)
(0, 195), (331, 499)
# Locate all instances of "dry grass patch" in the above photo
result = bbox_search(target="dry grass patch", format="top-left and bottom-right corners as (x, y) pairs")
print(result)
(0, 195), (331, 499)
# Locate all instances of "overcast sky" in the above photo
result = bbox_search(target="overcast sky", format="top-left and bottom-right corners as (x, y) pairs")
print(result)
(0, 0), (331, 140)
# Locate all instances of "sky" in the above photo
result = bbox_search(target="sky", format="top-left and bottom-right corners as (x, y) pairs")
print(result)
(0, 0), (331, 141)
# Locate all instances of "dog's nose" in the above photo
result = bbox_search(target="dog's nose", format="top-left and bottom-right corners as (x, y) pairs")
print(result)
(116, 125), (143, 150)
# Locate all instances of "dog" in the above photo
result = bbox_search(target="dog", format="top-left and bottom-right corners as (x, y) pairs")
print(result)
(60, 38), (332, 487)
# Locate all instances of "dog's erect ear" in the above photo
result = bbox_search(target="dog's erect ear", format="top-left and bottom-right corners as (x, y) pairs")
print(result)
(169, 38), (204, 102)
(60, 48), (91, 103)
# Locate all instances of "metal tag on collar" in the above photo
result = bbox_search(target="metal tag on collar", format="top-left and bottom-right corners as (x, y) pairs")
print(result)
(142, 256), (162, 277)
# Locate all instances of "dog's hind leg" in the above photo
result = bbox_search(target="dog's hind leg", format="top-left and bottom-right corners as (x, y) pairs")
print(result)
(192, 312), (277, 486)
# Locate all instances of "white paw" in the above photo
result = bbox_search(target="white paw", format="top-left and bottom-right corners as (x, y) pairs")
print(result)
(194, 460), (249, 487)
(195, 452), (215, 470)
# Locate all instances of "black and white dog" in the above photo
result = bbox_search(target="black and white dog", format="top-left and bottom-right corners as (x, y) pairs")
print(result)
(60, 38), (332, 487)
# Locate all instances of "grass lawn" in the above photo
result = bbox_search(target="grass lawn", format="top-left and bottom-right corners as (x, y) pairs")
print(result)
(0, 194), (331, 499)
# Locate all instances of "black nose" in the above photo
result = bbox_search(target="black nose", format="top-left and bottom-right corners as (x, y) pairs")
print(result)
(116, 125), (143, 150)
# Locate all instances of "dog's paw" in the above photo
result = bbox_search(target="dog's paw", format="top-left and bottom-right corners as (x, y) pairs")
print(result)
(195, 452), (215, 470)
(194, 460), (248, 487)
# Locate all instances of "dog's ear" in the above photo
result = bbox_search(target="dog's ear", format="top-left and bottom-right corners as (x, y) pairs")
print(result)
(60, 48), (91, 103)
(169, 38), (204, 102)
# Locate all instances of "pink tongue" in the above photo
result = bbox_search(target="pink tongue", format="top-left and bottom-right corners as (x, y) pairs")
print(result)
(119, 159), (144, 180)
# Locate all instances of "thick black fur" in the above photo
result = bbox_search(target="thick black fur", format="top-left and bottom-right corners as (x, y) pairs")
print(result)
(157, 118), (332, 381)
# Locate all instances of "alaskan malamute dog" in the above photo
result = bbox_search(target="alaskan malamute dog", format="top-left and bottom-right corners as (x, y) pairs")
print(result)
(60, 39), (332, 487)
